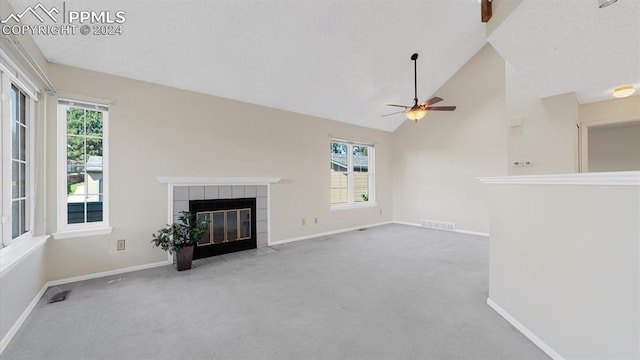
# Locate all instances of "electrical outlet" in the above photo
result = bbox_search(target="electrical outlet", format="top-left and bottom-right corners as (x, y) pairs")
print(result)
(524, 161), (533, 167)
(314, 217), (318, 224)
(116, 239), (125, 251)
(301, 218), (306, 226)
(512, 161), (524, 167)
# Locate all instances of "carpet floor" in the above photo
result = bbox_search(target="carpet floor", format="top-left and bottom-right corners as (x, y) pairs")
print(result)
(2, 224), (550, 359)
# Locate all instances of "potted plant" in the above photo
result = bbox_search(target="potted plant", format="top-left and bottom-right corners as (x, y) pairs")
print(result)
(151, 211), (209, 271)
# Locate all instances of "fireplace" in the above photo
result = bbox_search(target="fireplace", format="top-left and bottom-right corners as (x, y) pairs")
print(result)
(162, 182), (273, 261)
(189, 198), (257, 259)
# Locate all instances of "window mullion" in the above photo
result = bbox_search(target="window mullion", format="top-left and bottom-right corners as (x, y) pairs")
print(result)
(347, 144), (354, 204)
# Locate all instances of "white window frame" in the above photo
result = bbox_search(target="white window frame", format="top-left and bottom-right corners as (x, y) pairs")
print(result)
(0, 51), (38, 249)
(330, 138), (376, 210)
(54, 99), (112, 239)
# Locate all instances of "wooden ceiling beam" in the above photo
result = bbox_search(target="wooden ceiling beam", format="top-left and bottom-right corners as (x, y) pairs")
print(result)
(481, 0), (493, 23)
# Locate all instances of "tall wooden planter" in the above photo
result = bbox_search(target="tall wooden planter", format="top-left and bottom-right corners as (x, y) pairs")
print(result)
(176, 245), (195, 271)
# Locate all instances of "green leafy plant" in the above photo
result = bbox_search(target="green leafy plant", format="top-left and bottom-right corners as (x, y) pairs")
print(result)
(151, 211), (208, 253)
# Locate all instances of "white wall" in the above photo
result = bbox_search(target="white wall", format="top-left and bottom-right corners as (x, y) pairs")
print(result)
(0, 246), (47, 348)
(486, 177), (640, 360)
(44, 63), (393, 281)
(392, 44), (508, 233)
(579, 96), (640, 172)
(505, 63), (579, 175)
(0, 0), (51, 347)
(579, 96), (640, 126)
(588, 122), (640, 172)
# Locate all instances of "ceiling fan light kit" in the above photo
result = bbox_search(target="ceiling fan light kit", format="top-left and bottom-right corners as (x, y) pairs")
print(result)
(383, 53), (457, 122)
(613, 85), (635, 98)
(406, 108), (428, 122)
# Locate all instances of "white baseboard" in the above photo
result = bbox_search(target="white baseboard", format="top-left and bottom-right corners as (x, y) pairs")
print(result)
(269, 221), (393, 246)
(0, 283), (48, 354)
(392, 221), (489, 237)
(392, 220), (423, 228)
(47, 260), (171, 286)
(453, 229), (489, 237)
(1, 260), (172, 355)
(487, 298), (565, 360)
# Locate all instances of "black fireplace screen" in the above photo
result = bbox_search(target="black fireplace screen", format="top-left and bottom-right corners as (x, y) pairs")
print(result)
(189, 198), (257, 259)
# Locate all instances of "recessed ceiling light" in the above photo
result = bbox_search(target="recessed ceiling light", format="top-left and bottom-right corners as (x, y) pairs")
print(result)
(598, 0), (618, 8)
(613, 85), (635, 98)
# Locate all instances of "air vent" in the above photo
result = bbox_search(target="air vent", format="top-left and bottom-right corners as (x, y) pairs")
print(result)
(45, 288), (71, 304)
(420, 219), (456, 232)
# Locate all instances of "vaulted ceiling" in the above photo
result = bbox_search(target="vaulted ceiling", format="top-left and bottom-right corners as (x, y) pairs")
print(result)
(7, 0), (640, 132)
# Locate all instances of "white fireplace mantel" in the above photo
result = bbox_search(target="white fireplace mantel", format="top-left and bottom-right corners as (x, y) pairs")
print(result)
(156, 176), (281, 185)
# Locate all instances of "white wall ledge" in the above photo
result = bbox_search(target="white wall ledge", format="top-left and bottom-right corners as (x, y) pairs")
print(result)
(0, 235), (49, 277)
(478, 171), (640, 186)
(156, 176), (282, 185)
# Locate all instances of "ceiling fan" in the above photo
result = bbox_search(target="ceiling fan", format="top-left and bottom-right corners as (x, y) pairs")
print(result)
(383, 53), (456, 122)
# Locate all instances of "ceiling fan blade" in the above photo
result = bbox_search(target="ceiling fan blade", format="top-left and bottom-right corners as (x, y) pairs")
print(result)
(420, 97), (443, 106)
(425, 106), (457, 111)
(382, 110), (406, 117)
(386, 104), (410, 108)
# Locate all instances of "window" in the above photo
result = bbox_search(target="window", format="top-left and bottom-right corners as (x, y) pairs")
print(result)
(1, 57), (37, 248)
(330, 140), (375, 208)
(57, 100), (110, 234)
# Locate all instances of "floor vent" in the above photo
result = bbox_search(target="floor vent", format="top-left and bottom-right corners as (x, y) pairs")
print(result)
(46, 289), (71, 304)
(420, 219), (456, 232)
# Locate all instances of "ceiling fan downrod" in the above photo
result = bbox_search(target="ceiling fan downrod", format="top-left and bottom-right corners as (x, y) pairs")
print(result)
(411, 53), (419, 106)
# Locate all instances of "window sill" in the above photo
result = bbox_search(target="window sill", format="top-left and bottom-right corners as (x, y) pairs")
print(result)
(330, 202), (378, 211)
(52, 227), (113, 240)
(0, 234), (49, 277)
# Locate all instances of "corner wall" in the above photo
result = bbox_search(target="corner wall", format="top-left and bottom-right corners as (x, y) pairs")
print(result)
(392, 44), (508, 234)
(44, 63), (393, 281)
(505, 63), (579, 175)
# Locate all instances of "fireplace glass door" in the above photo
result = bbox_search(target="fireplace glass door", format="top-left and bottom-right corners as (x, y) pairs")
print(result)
(196, 208), (251, 246)
(189, 198), (257, 259)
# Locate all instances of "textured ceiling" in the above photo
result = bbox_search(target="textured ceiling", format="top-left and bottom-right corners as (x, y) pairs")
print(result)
(7, 0), (487, 132)
(7, 0), (637, 131)
(489, 0), (640, 104)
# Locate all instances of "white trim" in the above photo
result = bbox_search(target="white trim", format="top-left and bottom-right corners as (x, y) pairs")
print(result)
(56, 92), (114, 106)
(453, 228), (490, 237)
(166, 184), (174, 263)
(156, 177), (281, 185)
(0, 259), (171, 354)
(267, 184), (272, 247)
(47, 260), (171, 287)
(487, 298), (566, 360)
(330, 202), (378, 211)
(269, 221), (392, 246)
(392, 221), (490, 237)
(0, 234), (48, 276)
(51, 227), (113, 240)
(56, 101), (110, 232)
(0, 49), (40, 99)
(328, 135), (376, 146)
(392, 220), (423, 228)
(478, 171), (640, 186)
(0, 282), (47, 355)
